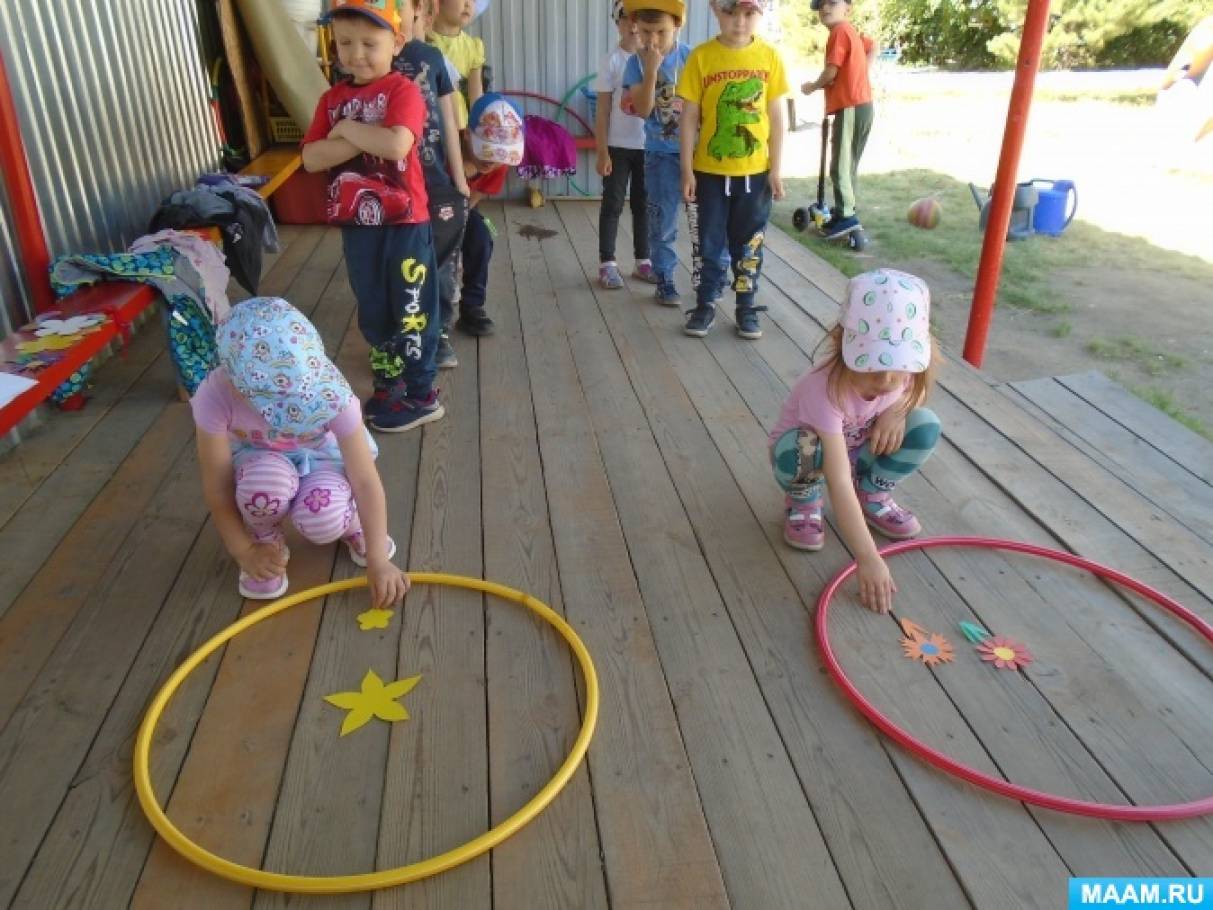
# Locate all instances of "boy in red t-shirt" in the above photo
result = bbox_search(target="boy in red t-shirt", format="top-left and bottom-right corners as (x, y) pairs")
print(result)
(302, 0), (442, 433)
(800, 0), (875, 241)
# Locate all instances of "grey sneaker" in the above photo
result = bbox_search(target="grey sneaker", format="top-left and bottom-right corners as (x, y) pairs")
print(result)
(435, 333), (458, 369)
(655, 280), (681, 307)
(683, 305), (716, 337)
(599, 262), (624, 289)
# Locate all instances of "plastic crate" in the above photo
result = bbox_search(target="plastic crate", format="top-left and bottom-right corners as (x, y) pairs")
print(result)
(268, 115), (303, 144)
(270, 168), (329, 224)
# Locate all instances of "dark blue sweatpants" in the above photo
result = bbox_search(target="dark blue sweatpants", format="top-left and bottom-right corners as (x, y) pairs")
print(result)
(342, 221), (439, 400)
(460, 207), (493, 314)
(693, 170), (772, 310)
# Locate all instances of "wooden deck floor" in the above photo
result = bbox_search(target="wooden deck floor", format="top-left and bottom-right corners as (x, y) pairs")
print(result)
(2, 202), (1212, 909)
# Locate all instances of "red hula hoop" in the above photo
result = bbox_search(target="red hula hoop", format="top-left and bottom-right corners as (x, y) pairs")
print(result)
(815, 535), (1213, 821)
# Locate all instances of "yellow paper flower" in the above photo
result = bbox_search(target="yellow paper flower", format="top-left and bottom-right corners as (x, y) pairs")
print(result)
(356, 607), (394, 630)
(324, 670), (421, 736)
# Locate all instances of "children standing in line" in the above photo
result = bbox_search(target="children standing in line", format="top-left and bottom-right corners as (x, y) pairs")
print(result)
(621, 0), (692, 307)
(800, 0), (876, 242)
(428, 0), (485, 128)
(769, 270), (940, 613)
(593, 0), (658, 290)
(302, 0), (442, 433)
(678, 0), (787, 340)
(395, 0), (472, 370)
(193, 298), (410, 605)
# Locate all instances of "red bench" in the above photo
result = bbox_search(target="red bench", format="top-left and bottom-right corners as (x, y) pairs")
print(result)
(0, 149), (301, 439)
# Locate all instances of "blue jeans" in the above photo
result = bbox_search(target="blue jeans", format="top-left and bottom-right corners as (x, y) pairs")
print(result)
(644, 152), (681, 285)
(694, 170), (772, 309)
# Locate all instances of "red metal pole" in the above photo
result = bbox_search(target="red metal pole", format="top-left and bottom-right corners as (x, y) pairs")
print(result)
(0, 46), (57, 316)
(963, 0), (1052, 368)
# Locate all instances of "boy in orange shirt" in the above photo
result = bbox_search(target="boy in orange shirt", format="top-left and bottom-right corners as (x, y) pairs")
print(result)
(801, 0), (875, 241)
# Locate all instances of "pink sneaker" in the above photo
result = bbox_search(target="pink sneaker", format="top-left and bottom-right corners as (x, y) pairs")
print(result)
(238, 571), (289, 600)
(856, 487), (922, 539)
(237, 535), (289, 599)
(633, 260), (660, 284)
(784, 496), (824, 551)
(344, 531), (398, 567)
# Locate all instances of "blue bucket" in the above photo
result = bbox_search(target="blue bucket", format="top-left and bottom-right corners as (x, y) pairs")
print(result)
(1031, 179), (1077, 236)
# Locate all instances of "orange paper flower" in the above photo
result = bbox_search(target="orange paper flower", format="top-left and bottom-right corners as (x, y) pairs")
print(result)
(977, 636), (1033, 670)
(901, 633), (954, 666)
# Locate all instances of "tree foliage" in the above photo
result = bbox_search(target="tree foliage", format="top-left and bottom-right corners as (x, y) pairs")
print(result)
(873, 0), (1213, 70)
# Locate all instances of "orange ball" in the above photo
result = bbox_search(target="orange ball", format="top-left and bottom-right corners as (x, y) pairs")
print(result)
(907, 197), (942, 229)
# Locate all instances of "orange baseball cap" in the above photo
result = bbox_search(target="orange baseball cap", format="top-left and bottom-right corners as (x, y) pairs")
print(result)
(323, 0), (402, 33)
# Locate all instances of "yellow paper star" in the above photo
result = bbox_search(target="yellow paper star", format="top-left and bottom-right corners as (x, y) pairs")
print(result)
(356, 607), (394, 630)
(324, 670), (421, 736)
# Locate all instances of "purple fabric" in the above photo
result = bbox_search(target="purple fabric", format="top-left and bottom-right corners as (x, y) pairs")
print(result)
(517, 115), (577, 180)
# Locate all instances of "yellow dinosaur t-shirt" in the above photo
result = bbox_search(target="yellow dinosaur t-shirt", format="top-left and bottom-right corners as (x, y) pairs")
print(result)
(677, 37), (788, 176)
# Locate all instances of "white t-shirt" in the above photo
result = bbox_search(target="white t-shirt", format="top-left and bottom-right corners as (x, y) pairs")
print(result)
(592, 46), (646, 150)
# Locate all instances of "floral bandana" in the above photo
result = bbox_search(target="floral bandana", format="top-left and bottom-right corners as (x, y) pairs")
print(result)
(218, 297), (354, 439)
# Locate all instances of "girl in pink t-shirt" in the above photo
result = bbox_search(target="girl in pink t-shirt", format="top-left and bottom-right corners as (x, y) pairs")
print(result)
(769, 269), (940, 613)
(191, 297), (409, 606)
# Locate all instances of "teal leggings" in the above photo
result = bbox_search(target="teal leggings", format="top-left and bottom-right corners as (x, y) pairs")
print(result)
(771, 407), (941, 502)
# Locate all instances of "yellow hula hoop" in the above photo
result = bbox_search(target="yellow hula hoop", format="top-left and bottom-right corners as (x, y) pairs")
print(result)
(132, 573), (600, 894)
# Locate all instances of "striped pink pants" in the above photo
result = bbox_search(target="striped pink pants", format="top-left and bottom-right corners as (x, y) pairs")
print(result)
(234, 451), (360, 545)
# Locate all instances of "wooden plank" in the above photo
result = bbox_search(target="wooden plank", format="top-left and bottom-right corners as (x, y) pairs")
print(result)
(906, 444), (1213, 873)
(0, 398), (193, 726)
(0, 228), (325, 728)
(132, 251), (355, 908)
(472, 202), (609, 910)
(217, 0), (267, 158)
(0, 424), (211, 908)
(10, 529), (246, 909)
(371, 254), (489, 910)
(129, 542), (335, 909)
(725, 226), (1213, 872)
(755, 232), (1213, 667)
(592, 204), (1071, 907)
(501, 204), (729, 909)
(0, 318), (166, 529)
(253, 308), (416, 910)
(546, 202), (855, 908)
(1056, 371), (1213, 486)
(1011, 375), (1213, 546)
(0, 352), (177, 622)
(240, 146), (303, 200)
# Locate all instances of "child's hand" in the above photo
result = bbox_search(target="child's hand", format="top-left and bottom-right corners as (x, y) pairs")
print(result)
(367, 557), (410, 610)
(869, 409), (906, 456)
(856, 552), (896, 613)
(682, 171), (696, 203)
(770, 173), (785, 201)
(800, 80), (817, 95)
(638, 41), (664, 73)
(328, 119), (347, 140)
(236, 539), (289, 581)
(596, 149), (612, 178)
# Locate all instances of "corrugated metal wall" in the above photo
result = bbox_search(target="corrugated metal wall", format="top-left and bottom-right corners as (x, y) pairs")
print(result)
(473, 1), (715, 199)
(0, 0), (219, 333)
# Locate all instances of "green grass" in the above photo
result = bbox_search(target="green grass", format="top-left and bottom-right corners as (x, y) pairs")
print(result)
(1086, 336), (1188, 376)
(772, 169), (1213, 315)
(1050, 320), (1072, 338)
(1130, 385), (1213, 441)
